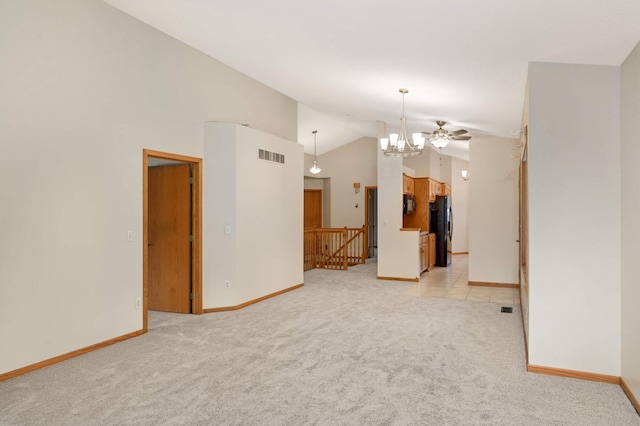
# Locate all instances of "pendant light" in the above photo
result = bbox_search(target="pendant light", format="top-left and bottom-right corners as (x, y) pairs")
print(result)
(309, 130), (321, 174)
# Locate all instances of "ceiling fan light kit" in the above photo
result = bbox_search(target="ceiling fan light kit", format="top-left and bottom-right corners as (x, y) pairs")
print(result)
(423, 120), (471, 149)
(380, 89), (424, 157)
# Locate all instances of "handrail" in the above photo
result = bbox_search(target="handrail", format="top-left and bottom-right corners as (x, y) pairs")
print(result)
(303, 226), (366, 271)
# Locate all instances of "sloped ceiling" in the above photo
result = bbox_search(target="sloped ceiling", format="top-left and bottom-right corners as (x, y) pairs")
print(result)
(103, 0), (640, 159)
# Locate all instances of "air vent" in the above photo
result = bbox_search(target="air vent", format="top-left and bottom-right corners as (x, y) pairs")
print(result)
(501, 307), (513, 313)
(258, 149), (285, 164)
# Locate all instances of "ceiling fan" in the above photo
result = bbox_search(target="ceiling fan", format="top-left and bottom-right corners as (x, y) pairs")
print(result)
(422, 121), (471, 148)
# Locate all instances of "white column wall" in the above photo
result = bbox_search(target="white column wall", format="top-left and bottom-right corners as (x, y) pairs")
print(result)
(451, 157), (470, 254)
(234, 125), (304, 303)
(527, 62), (621, 375)
(377, 122), (420, 280)
(620, 42), (640, 402)
(468, 137), (520, 284)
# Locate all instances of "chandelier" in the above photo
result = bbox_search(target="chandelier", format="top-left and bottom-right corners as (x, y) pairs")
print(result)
(380, 89), (425, 157)
(309, 130), (321, 174)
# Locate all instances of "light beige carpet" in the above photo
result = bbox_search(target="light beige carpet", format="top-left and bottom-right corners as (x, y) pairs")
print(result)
(1, 260), (638, 425)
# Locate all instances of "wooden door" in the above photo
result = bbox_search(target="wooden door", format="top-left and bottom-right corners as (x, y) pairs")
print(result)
(148, 164), (192, 313)
(365, 187), (378, 258)
(304, 190), (322, 229)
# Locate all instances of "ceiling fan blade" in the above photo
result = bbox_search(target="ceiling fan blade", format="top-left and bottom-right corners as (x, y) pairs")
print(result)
(421, 131), (434, 136)
(451, 129), (468, 136)
(453, 135), (471, 141)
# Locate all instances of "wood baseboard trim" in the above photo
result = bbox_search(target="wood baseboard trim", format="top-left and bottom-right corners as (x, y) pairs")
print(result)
(377, 276), (419, 282)
(0, 329), (146, 383)
(468, 281), (519, 288)
(528, 364), (620, 385)
(204, 283), (304, 313)
(621, 378), (640, 415)
(452, 252), (469, 255)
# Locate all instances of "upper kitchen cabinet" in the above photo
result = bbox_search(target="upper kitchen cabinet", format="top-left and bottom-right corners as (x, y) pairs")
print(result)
(403, 174), (415, 195)
(428, 178), (441, 202)
(442, 183), (451, 197)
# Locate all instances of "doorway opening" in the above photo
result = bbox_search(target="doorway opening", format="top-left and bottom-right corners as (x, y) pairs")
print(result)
(365, 186), (378, 258)
(143, 149), (203, 331)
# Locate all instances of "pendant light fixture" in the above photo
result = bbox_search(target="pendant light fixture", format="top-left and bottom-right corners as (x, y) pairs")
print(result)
(379, 89), (425, 157)
(309, 130), (321, 174)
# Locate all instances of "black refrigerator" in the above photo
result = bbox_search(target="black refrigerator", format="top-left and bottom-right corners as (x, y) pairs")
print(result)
(430, 195), (452, 267)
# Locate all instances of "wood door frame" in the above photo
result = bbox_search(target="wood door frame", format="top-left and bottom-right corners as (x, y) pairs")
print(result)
(143, 149), (203, 331)
(364, 186), (378, 258)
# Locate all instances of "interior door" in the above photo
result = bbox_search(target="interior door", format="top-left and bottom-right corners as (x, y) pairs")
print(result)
(365, 187), (378, 258)
(304, 189), (322, 229)
(148, 164), (192, 313)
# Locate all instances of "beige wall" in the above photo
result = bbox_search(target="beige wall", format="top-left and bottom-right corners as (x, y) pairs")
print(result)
(304, 137), (377, 228)
(0, 0), (297, 375)
(451, 157), (470, 253)
(620, 42), (640, 404)
(527, 62), (621, 376)
(204, 124), (303, 308)
(468, 136), (520, 284)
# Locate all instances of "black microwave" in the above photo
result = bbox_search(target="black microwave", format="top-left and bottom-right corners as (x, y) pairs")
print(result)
(403, 194), (416, 215)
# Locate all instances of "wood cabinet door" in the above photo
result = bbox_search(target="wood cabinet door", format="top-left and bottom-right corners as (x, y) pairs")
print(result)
(428, 234), (436, 269)
(428, 179), (438, 202)
(403, 175), (414, 194)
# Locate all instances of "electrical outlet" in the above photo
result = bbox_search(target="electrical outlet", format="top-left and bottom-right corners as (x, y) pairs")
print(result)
(135, 297), (141, 309)
(224, 280), (230, 290)
(127, 231), (133, 242)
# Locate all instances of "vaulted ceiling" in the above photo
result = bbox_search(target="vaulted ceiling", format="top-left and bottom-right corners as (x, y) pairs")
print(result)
(104, 0), (640, 159)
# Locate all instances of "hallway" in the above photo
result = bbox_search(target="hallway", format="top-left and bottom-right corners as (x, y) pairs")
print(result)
(404, 254), (520, 305)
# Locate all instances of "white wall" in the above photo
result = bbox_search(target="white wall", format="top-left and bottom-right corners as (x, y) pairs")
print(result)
(620, 43), (640, 401)
(377, 123), (420, 279)
(0, 0), (297, 375)
(451, 157), (470, 253)
(468, 137), (520, 284)
(304, 176), (324, 190)
(527, 62), (621, 375)
(429, 148), (443, 182)
(403, 149), (431, 177)
(304, 137), (377, 228)
(520, 83), (530, 346)
(204, 124), (303, 307)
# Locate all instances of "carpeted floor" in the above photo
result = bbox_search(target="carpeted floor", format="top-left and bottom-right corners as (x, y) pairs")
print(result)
(1, 260), (638, 425)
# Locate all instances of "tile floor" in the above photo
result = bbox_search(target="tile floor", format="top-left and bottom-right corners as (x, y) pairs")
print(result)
(404, 254), (520, 305)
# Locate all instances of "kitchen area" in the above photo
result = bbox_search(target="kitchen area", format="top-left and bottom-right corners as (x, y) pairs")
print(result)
(401, 174), (453, 275)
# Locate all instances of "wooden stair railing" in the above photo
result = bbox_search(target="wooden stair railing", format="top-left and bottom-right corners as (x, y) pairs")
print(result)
(303, 226), (366, 272)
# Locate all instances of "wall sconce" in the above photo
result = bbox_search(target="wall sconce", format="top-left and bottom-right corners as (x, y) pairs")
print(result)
(353, 182), (361, 193)
(461, 170), (470, 181)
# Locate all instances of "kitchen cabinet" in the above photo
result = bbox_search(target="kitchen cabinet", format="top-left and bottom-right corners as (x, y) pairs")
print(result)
(403, 178), (429, 230)
(420, 232), (429, 273)
(428, 178), (441, 202)
(428, 233), (436, 270)
(403, 174), (415, 194)
(442, 183), (451, 197)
